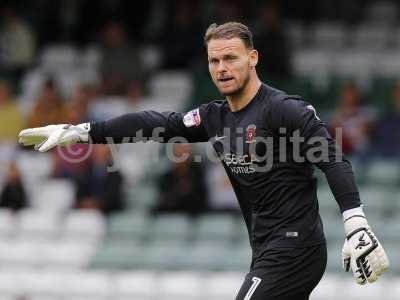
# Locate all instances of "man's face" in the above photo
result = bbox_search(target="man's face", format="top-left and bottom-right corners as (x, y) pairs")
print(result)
(207, 37), (257, 96)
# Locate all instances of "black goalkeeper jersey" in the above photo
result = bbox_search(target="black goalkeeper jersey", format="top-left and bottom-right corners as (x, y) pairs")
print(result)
(90, 83), (361, 268)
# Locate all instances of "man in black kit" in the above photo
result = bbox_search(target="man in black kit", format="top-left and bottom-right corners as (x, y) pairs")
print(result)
(19, 22), (389, 299)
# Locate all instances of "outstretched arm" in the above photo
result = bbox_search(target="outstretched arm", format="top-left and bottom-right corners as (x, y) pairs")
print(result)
(19, 108), (209, 152)
(90, 110), (208, 144)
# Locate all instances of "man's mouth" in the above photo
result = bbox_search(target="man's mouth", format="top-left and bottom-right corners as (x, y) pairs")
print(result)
(218, 77), (234, 83)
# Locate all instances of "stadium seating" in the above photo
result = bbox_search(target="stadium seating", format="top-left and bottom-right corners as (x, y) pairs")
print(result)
(194, 214), (236, 241)
(352, 24), (391, 50)
(158, 272), (202, 300)
(17, 209), (60, 239)
(0, 239), (39, 268)
(113, 271), (157, 299)
(39, 240), (97, 269)
(317, 185), (341, 219)
(139, 243), (190, 270)
(16, 152), (52, 184)
(202, 272), (244, 300)
(364, 159), (400, 185)
(150, 214), (191, 241)
(40, 45), (79, 72)
(2, 18), (400, 298)
(149, 71), (193, 104)
(127, 183), (158, 210)
(90, 240), (145, 269)
(312, 22), (346, 50)
(56, 271), (112, 298)
(0, 269), (398, 300)
(108, 212), (150, 240)
(0, 209), (16, 237)
(63, 210), (106, 242)
(29, 179), (75, 212)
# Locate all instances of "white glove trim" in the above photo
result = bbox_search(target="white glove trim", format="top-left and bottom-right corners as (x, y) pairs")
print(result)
(75, 123), (90, 142)
(342, 206), (365, 222)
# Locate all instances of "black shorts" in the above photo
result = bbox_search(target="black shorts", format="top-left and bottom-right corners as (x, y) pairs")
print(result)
(236, 243), (327, 300)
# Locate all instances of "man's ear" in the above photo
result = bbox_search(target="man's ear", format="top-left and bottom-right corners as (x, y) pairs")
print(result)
(249, 49), (258, 68)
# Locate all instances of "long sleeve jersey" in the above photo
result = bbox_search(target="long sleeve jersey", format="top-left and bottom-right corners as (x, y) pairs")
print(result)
(90, 83), (361, 268)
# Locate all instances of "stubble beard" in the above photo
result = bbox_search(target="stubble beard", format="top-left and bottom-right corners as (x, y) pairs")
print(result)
(220, 72), (251, 98)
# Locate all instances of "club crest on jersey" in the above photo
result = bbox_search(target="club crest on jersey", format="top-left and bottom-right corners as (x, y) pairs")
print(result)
(245, 124), (256, 143)
(183, 108), (201, 127)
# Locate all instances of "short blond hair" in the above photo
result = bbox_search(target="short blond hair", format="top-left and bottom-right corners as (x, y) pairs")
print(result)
(204, 22), (254, 49)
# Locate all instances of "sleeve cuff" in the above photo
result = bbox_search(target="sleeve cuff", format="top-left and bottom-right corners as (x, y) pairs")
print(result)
(342, 206), (365, 222)
(89, 121), (106, 144)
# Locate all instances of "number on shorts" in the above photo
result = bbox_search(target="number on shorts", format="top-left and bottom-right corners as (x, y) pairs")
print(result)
(244, 276), (262, 300)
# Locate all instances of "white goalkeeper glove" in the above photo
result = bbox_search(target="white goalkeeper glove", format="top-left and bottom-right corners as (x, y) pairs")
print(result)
(342, 207), (389, 285)
(18, 123), (90, 152)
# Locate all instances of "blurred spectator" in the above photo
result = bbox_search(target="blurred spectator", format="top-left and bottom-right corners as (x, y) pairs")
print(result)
(0, 4), (36, 81)
(26, 78), (67, 128)
(152, 144), (208, 215)
(0, 162), (27, 211)
(370, 83), (400, 158)
(100, 21), (144, 95)
(329, 82), (376, 156)
(65, 84), (92, 124)
(75, 145), (125, 216)
(254, 3), (292, 80)
(51, 85), (93, 179)
(72, 1), (152, 45)
(0, 80), (24, 141)
(160, 0), (203, 69)
(126, 80), (143, 107)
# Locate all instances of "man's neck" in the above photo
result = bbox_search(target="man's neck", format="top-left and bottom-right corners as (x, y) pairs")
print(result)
(227, 76), (262, 112)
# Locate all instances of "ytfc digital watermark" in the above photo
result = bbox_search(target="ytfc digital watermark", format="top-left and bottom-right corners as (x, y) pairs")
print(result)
(56, 127), (344, 173)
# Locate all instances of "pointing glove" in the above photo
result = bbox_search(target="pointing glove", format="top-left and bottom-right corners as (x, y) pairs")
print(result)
(18, 123), (90, 152)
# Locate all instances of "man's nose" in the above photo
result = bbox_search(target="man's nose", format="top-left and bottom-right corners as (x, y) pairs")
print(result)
(217, 60), (227, 72)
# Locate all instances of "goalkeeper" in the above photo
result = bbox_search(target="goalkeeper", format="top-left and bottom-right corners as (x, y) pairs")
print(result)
(19, 22), (389, 300)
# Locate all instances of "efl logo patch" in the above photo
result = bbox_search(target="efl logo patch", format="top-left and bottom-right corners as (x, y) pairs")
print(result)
(183, 108), (201, 127)
(245, 124), (256, 143)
